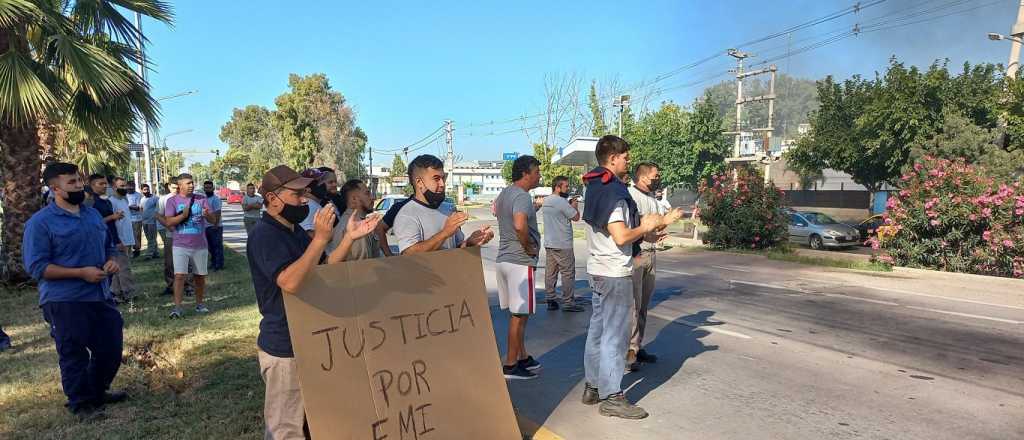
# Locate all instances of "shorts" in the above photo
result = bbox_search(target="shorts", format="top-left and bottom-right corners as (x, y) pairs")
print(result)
(172, 246), (209, 276)
(496, 262), (535, 315)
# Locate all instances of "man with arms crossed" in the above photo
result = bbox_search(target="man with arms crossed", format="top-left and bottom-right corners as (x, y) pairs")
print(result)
(393, 154), (493, 255)
(579, 135), (681, 419)
(248, 165), (380, 439)
(541, 175), (583, 312)
(494, 155), (544, 380)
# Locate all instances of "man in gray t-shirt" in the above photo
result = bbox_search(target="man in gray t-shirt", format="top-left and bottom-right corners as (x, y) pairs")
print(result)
(392, 154), (493, 255)
(541, 176), (583, 311)
(494, 155), (545, 380)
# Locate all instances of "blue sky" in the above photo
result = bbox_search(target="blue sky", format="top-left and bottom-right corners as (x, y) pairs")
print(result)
(143, 0), (1016, 165)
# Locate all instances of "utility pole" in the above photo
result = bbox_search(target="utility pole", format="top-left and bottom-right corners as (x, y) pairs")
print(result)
(135, 12), (153, 188)
(728, 49), (750, 158)
(403, 147), (409, 165)
(444, 120), (455, 173)
(613, 95), (631, 137)
(1008, 0), (1024, 78)
(725, 49), (777, 183)
(368, 146), (374, 199)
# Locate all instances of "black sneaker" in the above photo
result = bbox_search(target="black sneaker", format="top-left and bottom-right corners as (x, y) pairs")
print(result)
(582, 383), (600, 405)
(100, 390), (129, 405)
(132, 250), (140, 258)
(518, 356), (541, 371)
(637, 349), (658, 364)
(70, 403), (106, 422)
(161, 287), (173, 296)
(547, 300), (559, 311)
(599, 393), (648, 419)
(503, 363), (537, 380)
(561, 303), (585, 312)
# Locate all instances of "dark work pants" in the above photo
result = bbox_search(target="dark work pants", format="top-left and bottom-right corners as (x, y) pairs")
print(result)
(41, 300), (124, 411)
(205, 226), (224, 270)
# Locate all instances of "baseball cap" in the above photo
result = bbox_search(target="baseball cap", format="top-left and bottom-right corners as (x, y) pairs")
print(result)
(261, 165), (313, 194)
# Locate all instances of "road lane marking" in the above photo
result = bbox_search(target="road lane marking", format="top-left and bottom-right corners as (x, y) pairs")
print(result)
(821, 293), (899, 306)
(904, 306), (1023, 325)
(729, 279), (807, 292)
(711, 265), (751, 272)
(648, 310), (753, 339)
(658, 269), (696, 276)
(865, 286), (1024, 311)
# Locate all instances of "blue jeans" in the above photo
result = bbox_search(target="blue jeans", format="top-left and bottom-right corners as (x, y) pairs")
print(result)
(41, 301), (124, 411)
(205, 226), (224, 270)
(584, 275), (634, 399)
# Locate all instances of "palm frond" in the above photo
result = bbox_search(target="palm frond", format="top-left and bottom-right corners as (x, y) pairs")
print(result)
(0, 48), (60, 125)
(50, 34), (136, 101)
(71, 0), (173, 47)
(0, 0), (41, 28)
(106, 0), (174, 25)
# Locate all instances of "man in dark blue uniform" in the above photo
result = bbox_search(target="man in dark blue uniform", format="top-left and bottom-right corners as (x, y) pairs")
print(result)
(23, 163), (128, 421)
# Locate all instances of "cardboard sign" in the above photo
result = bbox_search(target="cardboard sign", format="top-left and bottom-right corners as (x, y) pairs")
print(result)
(283, 247), (522, 440)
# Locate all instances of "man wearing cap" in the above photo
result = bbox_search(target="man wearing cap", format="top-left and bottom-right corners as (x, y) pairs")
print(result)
(248, 165), (381, 439)
(23, 162), (128, 420)
(298, 167), (339, 238)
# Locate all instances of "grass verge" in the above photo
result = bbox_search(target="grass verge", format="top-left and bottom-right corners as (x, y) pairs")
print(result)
(700, 247), (892, 272)
(0, 249), (265, 440)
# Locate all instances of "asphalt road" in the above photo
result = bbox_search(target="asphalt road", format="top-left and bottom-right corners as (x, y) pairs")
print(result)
(220, 203), (1024, 440)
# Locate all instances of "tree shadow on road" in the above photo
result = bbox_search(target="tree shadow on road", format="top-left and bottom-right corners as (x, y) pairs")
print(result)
(624, 310), (719, 404)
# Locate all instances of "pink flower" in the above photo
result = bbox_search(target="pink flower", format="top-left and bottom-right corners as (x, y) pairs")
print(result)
(914, 163), (923, 172)
(969, 214), (978, 221)
(1003, 239), (1015, 248)
(983, 230), (992, 241)
(1016, 208), (1024, 216)
(930, 219), (940, 226)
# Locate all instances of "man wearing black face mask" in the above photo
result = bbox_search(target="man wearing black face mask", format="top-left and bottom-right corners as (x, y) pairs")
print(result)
(298, 167), (340, 239)
(23, 162), (127, 420)
(247, 165), (382, 438)
(109, 177), (137, 303)
(541, 175), (583, 312)
(393, 154), (493, 255)
(202, 181), (225, 271)
(625, 162), (679, 371)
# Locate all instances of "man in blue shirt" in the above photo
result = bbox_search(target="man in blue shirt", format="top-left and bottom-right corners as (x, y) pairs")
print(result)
(202, 181), (224, 271)
(23, 162), (128, 421)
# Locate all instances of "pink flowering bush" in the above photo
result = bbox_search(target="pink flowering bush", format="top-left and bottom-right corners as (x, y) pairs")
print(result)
(874, 157), (1024, 278)
(698, 168), (788, 250)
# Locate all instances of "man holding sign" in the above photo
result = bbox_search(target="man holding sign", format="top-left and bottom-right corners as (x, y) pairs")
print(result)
(247, 165), (381, 440)
(393, 154), (493, 254)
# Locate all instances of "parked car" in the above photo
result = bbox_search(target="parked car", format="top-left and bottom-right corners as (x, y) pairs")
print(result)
(227, 190), (243, 204)
(787, 211), (861, 250)
(375, 194), (455, 214)
(854, 214), (885, 245)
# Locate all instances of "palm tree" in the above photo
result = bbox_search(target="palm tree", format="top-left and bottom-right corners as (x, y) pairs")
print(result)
(0, 1), (173, 283)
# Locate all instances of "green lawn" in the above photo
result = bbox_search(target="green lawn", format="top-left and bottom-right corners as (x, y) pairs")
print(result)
(0, 250), (266, 439)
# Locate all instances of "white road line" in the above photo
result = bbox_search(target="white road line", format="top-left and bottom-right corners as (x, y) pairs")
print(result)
(647, 310), (753, 339)
(711, 265), (751, 273)
(865, 286), (1024, 311)
(821, 293), (899, 306)
(658, 269), (696, 277)
(904, 306), (1023, 325)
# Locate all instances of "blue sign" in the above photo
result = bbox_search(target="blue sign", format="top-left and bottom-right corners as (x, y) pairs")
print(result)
(502, 152), (519, 161)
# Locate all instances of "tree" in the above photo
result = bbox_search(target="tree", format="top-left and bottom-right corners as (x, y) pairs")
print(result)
(220, 105), (282, 184)
(588, 81), (608, 137)
(0, 1), (171, 283)
(911, 110), (1024, 181)
(533, 143), (581, 188)
(625, 94), (729, 190)
(272, 73), (366, 179)
(501, 160), (514, 184)
(703, 74), (820, 139)
(388, 154), (406, 184)
(787, 59), (1007, 209)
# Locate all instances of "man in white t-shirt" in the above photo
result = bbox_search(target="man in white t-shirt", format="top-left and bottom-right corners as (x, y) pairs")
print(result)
(126, 181), (144, 258)
(109, 177), (137, 302)
(579, 136), (681, 420)
(626, 162), (670, 371)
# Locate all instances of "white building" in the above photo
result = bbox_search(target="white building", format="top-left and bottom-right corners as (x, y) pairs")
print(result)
(365, 165), (405, 197)
(450, 160), (506, 200)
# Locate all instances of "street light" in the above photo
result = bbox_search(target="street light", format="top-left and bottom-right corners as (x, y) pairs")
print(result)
(988, 32), (1024, 78)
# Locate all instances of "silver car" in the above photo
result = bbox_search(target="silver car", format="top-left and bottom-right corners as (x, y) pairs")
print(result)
(787, 211), (861, 250)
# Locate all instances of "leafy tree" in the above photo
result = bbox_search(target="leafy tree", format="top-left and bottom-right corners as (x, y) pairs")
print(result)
(220, 105), (282, 184)
(0, 0), (172, 283)
(911, 111), (1024, 181)
(388, 154), (406, 184)
(626, 94), (729, 190)
(703, 74), (820, 138)
(501, 160), (513, 184)
(533, 143), (580, 188)
(272, 73), (366, 178)
(588, 81), (609, 136)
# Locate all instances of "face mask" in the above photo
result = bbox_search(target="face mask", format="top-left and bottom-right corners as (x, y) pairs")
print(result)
(63, 190), (86, 206)
(423, 187), (446, 209)
(205, 191), (214, 197)
(128, 189), (136, 194)
(280, 201), (310, 225)
(559, 191), (569, 198)
(648, 179), (663, 192)
(116, 188), (127, 196)
(310, 184), (329, 201)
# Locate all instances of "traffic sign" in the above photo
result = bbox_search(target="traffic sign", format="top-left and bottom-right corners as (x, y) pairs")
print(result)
(502, 152), (519, 161)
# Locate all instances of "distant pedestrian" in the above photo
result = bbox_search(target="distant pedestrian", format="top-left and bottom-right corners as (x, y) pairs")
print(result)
(140, 184), (160, 258)
(87, 174), (122, 249)
(109, 177), (137, 303)
(23, 162), (128, 420)
(626, 162), (681, 371)
(202, 181), (225, 271)
(127, 181), (144, 258)
(247, 165), (381, 439)
(494, 155), (543, 380)
(242, 183), (264, 236)
(542, 175), (583, 312)
(580, 135), (675, 420)
(164, 174), (218, 318)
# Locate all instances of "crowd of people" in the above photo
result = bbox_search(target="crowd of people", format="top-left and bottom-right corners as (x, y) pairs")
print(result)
(21, 134), (680, 435)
